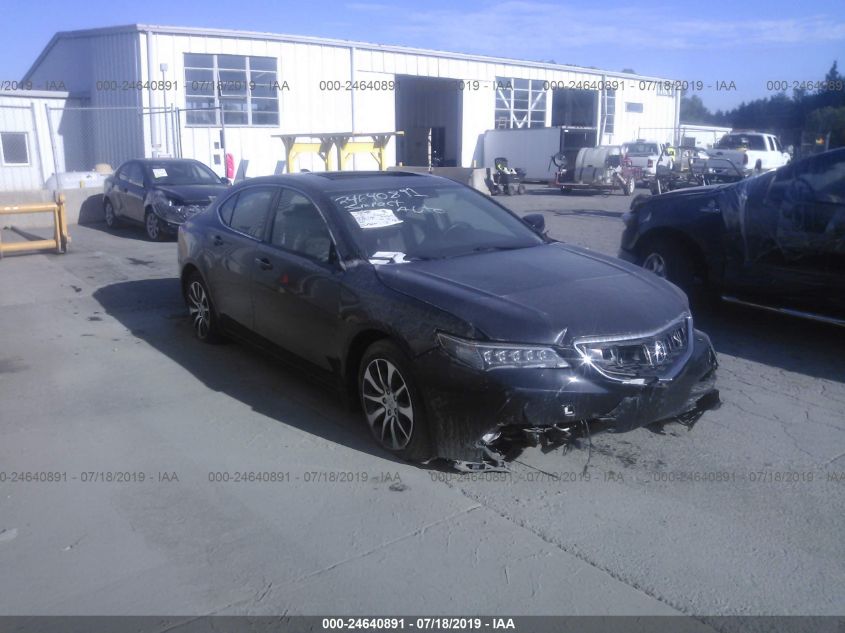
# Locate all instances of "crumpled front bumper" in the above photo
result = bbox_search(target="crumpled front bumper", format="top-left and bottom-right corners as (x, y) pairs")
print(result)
(416, 329), (719, 462)
(152, 207), (207, 233)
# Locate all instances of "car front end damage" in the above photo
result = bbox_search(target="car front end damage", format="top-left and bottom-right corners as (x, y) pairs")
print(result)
(415, 314), (720, 468)
(148, 191), (211, 234)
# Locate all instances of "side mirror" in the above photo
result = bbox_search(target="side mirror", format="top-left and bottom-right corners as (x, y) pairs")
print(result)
(220, 177), (231, 185)
(523, 213), (545, 233)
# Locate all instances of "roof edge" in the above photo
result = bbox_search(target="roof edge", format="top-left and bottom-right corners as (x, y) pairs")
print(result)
(22, 23), (677, 83)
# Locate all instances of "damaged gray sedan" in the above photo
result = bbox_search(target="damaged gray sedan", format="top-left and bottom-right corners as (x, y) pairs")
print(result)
(178, 172), (719, 468)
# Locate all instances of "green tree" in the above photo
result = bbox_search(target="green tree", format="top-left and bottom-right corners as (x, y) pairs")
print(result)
(680, 94), (714, 124)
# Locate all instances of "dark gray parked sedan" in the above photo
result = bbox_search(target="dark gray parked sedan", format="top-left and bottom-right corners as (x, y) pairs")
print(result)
(178, 172), (719, 468)
(104, 158), (230, 240)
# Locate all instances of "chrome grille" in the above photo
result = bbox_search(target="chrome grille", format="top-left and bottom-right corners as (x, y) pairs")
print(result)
(573, 315), (693, 383)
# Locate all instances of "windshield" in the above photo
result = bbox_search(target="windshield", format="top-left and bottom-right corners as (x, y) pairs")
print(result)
(329, 184), (544, 261)
(715, 134), (767, 151)
(624, 143), (659, 155)
(145, 161), (221, 185)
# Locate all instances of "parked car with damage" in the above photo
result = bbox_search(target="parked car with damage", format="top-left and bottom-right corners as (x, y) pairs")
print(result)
(178, 172), (720, 468)
(620, 148), (845, 326)
(103, 158), (230, 240)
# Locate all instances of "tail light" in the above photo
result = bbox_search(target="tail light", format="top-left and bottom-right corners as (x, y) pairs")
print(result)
(742, 153), (749, 165)
(647, 159), (654, 168)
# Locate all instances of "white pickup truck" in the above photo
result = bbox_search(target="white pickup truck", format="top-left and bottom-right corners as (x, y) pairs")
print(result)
(706, 131), (791, 175)
(621, 140), (671, 183)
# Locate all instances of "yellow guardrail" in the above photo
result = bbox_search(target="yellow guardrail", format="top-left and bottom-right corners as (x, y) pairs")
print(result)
(0, 193), (69, 258)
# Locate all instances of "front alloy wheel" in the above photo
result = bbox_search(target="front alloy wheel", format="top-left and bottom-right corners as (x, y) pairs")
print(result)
(359, 341), (431, 461)
(642, 252), (667, 278)
(362, 358), (414, 450)
(640, 236), (694, 290)
(104, 199), (118, 228)
(145, 210), (162, 241)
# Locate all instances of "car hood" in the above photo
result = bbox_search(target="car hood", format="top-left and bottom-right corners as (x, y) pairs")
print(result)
(152, 184), (228, 205)
(375, 242), (690, 345)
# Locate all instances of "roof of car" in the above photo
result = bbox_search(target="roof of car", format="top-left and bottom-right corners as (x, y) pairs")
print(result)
(135, 158), (205, 164)
(233, 171), (452, 193)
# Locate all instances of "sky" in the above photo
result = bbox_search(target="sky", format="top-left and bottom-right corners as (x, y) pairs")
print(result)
(1, 0), (843, 111)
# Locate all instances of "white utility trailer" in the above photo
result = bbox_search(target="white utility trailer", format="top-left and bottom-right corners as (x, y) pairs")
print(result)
(483, 127), (597, 182)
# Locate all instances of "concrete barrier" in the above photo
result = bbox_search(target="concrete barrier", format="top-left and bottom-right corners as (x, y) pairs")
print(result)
(387, 166), (490, 194)
(0, 189), (102, 229)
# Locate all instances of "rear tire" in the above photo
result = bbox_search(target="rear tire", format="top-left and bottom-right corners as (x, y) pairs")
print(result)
(184, 271), (222, 343)
(359, 340), (433, 462)
(639, 236), (695, 291)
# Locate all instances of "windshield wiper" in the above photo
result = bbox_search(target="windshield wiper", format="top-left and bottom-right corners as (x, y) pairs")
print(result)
(470, 245), (526, 254)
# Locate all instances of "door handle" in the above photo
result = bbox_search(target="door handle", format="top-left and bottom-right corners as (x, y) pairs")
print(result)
(255, 257), (273, 271)
(212, 235), (225, 246)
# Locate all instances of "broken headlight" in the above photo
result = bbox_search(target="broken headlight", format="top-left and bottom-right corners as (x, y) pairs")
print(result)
(436, 333), (570, 371)
(152, 192), (201, 223)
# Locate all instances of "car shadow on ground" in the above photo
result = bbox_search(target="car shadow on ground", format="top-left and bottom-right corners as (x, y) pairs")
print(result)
(692, 299), (845, 384)
(527, 188), (643, 199)
(551, 208), (626, 219)
(82, 219), (177, 242)
(92, 277), (409, 467)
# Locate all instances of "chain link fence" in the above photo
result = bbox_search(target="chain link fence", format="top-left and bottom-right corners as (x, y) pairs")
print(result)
(43, 105), (183, 184)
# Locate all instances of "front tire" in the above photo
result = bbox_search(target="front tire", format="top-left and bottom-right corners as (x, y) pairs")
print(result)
(359, 340), (432, 461)
(145, 209), (163, 241)
(640, 236), (694, 291)
(104, 199), (119, 228)
(184, 272), (222, 343)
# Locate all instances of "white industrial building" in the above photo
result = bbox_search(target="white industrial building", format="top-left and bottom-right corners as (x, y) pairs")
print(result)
(5, 24), (682, 187)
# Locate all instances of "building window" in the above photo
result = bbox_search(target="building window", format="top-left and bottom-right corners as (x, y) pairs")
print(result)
(0, 132), (29, 165)
(625, 102), (644, 113)
(604, 89), (616, 134)
(494, 77), (547, 129)
(656, 83), (674, 97)
(184, 54), (279, 127)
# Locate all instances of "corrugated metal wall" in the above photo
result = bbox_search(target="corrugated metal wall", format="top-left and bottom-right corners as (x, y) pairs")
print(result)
(89, 32), (145, 169)
(20, 27), (680, 181)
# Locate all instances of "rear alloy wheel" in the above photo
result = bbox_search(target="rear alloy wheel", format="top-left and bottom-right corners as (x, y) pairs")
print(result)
(185, 272), (221, 343)
(359, 341), (432, 461)
(104, 199), (118, 228)
(145, 209), (162, 241)
(640, 236), (695, 291)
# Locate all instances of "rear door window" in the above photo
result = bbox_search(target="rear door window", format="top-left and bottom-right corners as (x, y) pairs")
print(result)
(126, 163), (145, 186)
(269, 189), (334, 263)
